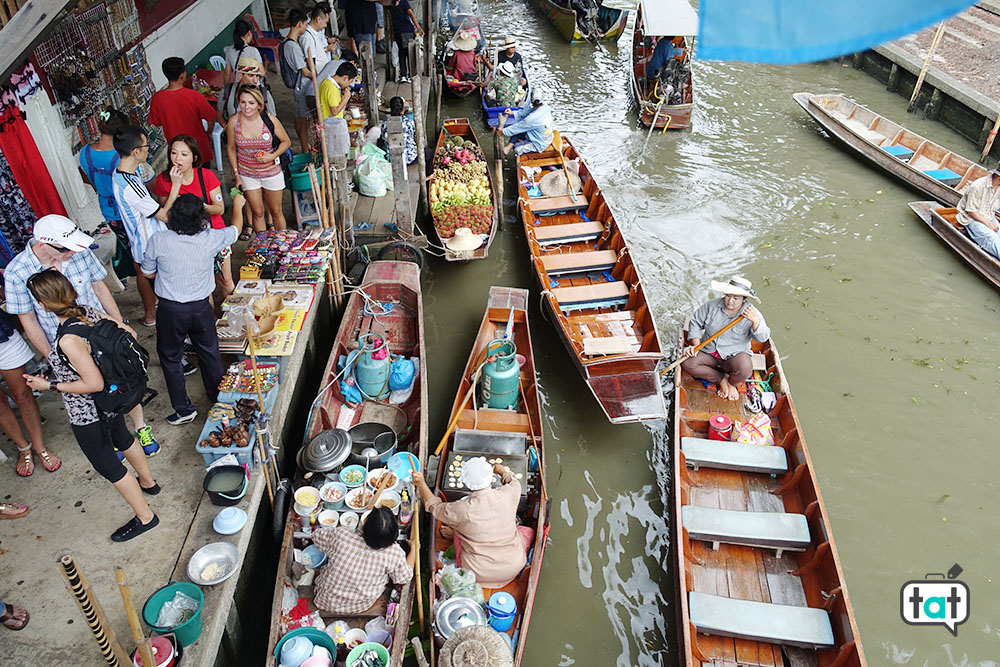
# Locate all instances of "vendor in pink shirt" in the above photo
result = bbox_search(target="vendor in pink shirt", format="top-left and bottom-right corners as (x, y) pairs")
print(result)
(413, 457), (533, 588)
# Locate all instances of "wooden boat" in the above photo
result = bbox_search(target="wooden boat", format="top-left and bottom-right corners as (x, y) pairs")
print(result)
(793, 92), (990, 205)
(446, 0), (479, 30)
(443, 19), (484, 98)
(631, 0), (696, 130)
(672, 332), (866, 666)
(515, 138), (667, 423)
(531, 0), (629, 43)
(429, 118), (498, 261)
(481, 65), (532, 128)
(428, 286), (549, 665)
(265, 260), (428, 667)
(908, 201), (1000, 289)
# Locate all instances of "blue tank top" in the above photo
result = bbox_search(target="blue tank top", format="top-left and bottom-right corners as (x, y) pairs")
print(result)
(79, 144), (121, 222)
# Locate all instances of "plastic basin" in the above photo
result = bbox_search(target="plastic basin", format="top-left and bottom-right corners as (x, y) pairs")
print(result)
(142, 582), (204, 647)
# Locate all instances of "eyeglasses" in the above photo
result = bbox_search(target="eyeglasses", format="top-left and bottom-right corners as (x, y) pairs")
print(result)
(138, 143), (149, 149)
(45, 243), (74, 254)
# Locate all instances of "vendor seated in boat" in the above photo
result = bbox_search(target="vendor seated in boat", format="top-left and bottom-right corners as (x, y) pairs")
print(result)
(412, 458), (533, 588)
(957, 167), (1000, 260)
(311, 508), (414, 614)
(680, 276), (769, 402)
(447, 31), (479, 82)
(483, 61), (526, 107)
(643, 36), (685, 82)
(499, 93), (554, 157)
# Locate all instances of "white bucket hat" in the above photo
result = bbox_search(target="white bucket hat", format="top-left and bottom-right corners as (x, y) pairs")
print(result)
(445, 227), (484, 252)
(710, 276), (760, 302)
(497, 60), (516, 77)
(459, 457), (493, 491)
(452, 31), (478, 52)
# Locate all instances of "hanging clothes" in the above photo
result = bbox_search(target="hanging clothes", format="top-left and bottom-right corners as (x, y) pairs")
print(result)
(0, 105), (67, 219)
(0, 146), (33, 264)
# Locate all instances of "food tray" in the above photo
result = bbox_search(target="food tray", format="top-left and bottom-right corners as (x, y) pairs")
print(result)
(440, 450), (527, 503)
(193, 388), (279, 470)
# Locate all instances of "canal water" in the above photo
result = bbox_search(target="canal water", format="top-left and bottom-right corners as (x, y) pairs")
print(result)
(421, 1), (1000, 664)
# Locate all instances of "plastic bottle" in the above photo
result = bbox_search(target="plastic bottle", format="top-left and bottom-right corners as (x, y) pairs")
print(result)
(399, 489), (413, 526)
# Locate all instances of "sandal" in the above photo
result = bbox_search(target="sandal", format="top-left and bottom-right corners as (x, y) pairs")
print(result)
(15, 445), (32, 477)
(0, 603), (30, 630)
(238, 227), (253, 242)
(0, 502), (29, 520)
(38, 449), (61, 473)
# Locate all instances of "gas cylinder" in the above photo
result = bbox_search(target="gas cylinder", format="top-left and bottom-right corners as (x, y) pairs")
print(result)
(479, 339), (519, 409)
(356, 334), (391, 400)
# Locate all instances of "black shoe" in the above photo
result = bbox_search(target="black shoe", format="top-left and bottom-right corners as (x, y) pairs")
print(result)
(376, 39), (386, 54)
(182, 358), (197, 375)
(138, 478), (161, 495)
(111, 514), (159, 542)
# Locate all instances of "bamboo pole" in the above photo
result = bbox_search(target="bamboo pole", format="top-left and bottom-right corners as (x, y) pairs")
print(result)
(407, 452), (424, 632)
(115, 567), (155, 667)
(245, 335), (275, 506)
(908, 21), (947, 113)
(981, 114), (1000, 163)
(58, 554), (130, 667)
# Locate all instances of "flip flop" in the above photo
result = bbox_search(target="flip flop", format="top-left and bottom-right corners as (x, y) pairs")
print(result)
(0, 603), (30, 630)
(0, 502), (30, 520)
(38, 449), (61, 473)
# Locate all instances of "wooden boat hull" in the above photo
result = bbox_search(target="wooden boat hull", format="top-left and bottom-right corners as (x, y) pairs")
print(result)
(481, 67), (532, 128)
(516, 140), (667, 423)
(672, 334), (866, 666)
(631, 4), (693, 129)
(793, 92), (989, 205)
(430, 118), (499, 261)
(531, 0), (628, 43)
(265, 261), (428, 667)
(908, 201), (1000, 289)
(429, 286), (549, 666)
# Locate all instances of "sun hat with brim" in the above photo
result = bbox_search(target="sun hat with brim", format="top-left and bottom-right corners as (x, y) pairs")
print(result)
(538, 168), (581, 197)
(237, 56), (265, 74)
(992, 167), (1000, 177)
(710, 276), (760, 302)
(445, 227), (484, 252)
(459, 456), (493, 491)
(502, 36), (517, 50)
(497, 61), (516, 77)
(34, 215), (94, 251)
(440, 625), (513, 667)
(452, 32), (478, 52)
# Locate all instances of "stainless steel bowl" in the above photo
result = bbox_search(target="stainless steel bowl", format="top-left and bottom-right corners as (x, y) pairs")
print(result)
(187, 542), (240, 585)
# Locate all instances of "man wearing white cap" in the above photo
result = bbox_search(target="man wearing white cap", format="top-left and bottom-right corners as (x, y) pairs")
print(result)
(4, 215), (161, 455)
(956, 166), (1000, 260)
(680, 276), (770, 401)
(499, 93), (553, 157)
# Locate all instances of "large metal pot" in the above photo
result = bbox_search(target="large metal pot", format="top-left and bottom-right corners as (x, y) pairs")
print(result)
(346, 422), (398, 466)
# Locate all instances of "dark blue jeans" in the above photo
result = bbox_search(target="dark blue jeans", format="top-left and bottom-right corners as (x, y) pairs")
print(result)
(156, 297), (222, 414)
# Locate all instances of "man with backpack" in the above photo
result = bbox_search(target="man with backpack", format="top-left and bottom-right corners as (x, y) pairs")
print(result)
(215, 57), (277, 128)
(282, 9), (315, 152)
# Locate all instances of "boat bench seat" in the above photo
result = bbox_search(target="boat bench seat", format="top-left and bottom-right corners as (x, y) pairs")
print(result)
(882, 144), (914, 161)
(682, 505), (811, 556)
(681, 436), (788, 475)
(529, 194), (589, 213)
(551, 281), (629, 312)
(533, 220), (605, 245)
(539, 250), (617, 275)
(688, 592), (835, 649)
(924, 168), (962, 186)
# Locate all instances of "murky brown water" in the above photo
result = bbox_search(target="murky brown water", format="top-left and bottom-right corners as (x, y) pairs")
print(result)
(423, 2), (1000, 664)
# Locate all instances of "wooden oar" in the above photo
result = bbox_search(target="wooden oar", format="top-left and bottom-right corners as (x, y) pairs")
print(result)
(551, 130), (578, 203)
(406, 452), (424, 632)
(658, 314), (746, 377)
(908, 21), (947, 113)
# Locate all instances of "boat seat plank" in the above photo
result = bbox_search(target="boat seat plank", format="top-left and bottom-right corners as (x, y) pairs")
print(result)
(551, 281), (629, 311)
(882, 144), (914, 160)
(582, 336), (635, 356)
(532, 220), (604, 244)
(529, 194), (589, 213)
(682, 506), (811, 553)
(539, 250), (617, 275)
(688, 592), (836, 649)
(681, 437), (788, 475)
(923, 168), (962, 186)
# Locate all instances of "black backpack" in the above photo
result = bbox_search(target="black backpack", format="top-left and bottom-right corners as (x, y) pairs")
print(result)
(57, 317), (149, 415)
(279, 38), (300, 89)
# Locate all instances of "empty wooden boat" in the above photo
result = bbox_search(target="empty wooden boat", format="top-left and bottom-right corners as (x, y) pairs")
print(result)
(794, 92), (989, 205)
(516, 138), (667, 423)
(428, 286), (549, 665)
(531, 0), (629, 43)
(908, 201), (1000, 290)
(265, 260), (428, 666)
(672, 332), (866, 666)
(631, 0), (696, 130)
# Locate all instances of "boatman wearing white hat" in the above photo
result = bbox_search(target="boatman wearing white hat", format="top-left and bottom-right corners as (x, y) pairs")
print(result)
(680, 276), (770, 401)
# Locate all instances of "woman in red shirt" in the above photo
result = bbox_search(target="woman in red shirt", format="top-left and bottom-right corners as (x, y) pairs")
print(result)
(154, 135), (236, 304)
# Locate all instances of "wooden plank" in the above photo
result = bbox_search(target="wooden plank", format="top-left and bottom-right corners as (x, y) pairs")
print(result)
(582, 336), (633, 356)
(529, 194), (589, 213)
(539, 249), (616, 274)
(550, 281), (629, 306)
(532, 220), (604, 242)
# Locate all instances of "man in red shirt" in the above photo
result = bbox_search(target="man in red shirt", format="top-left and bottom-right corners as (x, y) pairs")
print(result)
(148, 57), (216, 168)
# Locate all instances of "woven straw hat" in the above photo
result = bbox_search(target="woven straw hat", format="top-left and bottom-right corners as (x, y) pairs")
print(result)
(445, 227), (484, 252)
(452, 31), (478, 52)
(502, 36), (517, 49)
(710, 275), (760, 302)
(538, 167), (582, 197)
(237, 56), (265, 74)
(440, 626), (513, 667)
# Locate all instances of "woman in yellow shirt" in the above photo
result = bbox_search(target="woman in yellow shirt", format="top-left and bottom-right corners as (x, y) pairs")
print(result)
(319, 62), (358, 120)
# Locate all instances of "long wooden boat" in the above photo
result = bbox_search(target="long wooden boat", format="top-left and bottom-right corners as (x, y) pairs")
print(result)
(672, 332), (866, 666)
(265, 261), (428, 666)
(429, 118), (498, 261)
(443, 19), (484, 98)
(793, 92), (990, 205)
(428, 286), (549, 666)
(516, 138), (667, 423)
(481, 65), (532, 128)
(531, 0), (628, 43)
(631, 0), (695, 130)
(908, 201), (1000, 289)
(445, 0), (478, 30)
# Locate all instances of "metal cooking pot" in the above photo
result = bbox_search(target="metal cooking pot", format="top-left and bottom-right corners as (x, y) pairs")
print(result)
(433, 596), (488, 643)
(346, 422), (398, 466)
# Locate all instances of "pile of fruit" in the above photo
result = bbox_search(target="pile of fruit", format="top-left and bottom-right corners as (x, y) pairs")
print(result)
(429, 135), (493, 236)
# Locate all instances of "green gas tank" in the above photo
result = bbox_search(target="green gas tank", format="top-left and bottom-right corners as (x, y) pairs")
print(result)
(356, 334), (391, 400)
(479, 339), (519, 409)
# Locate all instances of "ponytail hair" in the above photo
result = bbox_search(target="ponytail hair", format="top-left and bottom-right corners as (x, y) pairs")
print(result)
(26, 270), (91, 325)
(233, 20), (253, 50)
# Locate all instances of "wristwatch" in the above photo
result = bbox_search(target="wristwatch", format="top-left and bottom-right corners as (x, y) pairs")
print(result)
(121, 318), (131, 325)
(48, 380), (60, 393)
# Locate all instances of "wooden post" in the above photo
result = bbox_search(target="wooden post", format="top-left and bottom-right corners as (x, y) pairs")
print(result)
(426, 0), (436, 78)
(435, 73), (443, 133)
(493, 114), (505, 219)
(58, 554), (130, 667)
(387, 115), (413, 236)
(412, 43), (429, 213)
(385, 6), (397, 82)
(115, 567), (156, 667)
(981, 113), (1000, 163)
(360, 40), (380, 130)
(908, 21), (946, 113)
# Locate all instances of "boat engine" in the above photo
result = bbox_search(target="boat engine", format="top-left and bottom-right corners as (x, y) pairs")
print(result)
(571, 0), (601, 38)
(656, 58), (689, 105)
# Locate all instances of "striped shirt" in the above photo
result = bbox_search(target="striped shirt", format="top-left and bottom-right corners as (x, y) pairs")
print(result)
(312, 527), (411, 615)
(141, 226), (239, 302)
(112, 169), (167, 260)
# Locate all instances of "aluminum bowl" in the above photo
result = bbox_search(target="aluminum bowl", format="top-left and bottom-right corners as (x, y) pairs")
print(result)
(187, 542), (240, 586)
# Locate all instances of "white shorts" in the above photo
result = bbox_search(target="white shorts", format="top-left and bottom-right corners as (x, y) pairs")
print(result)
(0, 332), (35, 371)
(240, 172), (286, 192)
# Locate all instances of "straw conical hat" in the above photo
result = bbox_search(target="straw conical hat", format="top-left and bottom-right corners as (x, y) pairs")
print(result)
(452, 31), (478, 52)
(538, 167), (582, 197)
(445, 227), (484, 252)
(440, 626), (513, 667)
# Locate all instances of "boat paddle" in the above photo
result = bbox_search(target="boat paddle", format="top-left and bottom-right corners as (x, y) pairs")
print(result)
(405, 452), (424, 632)
(551, 130), (578, 203)
(658, 314), (746, 377)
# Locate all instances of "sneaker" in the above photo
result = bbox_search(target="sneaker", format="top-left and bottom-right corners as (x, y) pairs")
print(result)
(166, 410), (198, 426)
(182, 358), (197, 376)
(111, 514), (159, 542)
(136, 425), (160, 457)
(398, 75), (410, 83)
(183, 338), (195, 355)
(376, 39), (386, 54)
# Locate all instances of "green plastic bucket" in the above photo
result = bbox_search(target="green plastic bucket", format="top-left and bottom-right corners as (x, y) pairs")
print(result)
(290, 169), (313, 191)
(346, 642), (390, 666)
(142, 581), (204, 646)
(290, 153), (313, 170)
